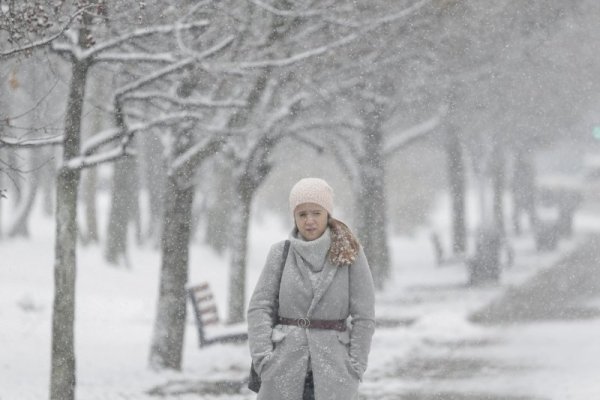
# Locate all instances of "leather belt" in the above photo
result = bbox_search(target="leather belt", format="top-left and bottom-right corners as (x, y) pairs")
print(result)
(278, 316), (347, 331)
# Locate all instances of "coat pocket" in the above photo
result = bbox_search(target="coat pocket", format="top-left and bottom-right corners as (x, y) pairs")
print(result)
(337, 330), (361, 381)
(336, 329), (351, 346)
(271, 324), (290, 343)
(261, 325), (290, 378)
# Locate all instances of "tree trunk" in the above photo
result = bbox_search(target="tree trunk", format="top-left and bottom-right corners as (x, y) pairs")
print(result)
(140, 130), (166, 245)
(445, 124), (466, 255)
(6, 146), (20, 203)
(148, 169), (194, 370)
(227, 181), (254, 324)
(148, 125), (200, 370)
(8, 149), (39, 237)
(0, 150), (4, 238)
(204, 161), (234, 254)
(50, 55), (90, 400)
(356, 121), (389, 290)
(492, 145), (506, 234)
(42, 147), (56, 216)
(105, 154), (138, 265)
(81, 167), (98, 243)
(511, 149), (538, 234)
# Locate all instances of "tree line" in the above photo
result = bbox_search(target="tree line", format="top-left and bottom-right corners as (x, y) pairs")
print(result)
(1, 1), (599, 399)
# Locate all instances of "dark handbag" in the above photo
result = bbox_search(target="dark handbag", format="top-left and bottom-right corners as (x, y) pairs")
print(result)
(248, 240), (290, 393)
(248, 361), (261, 393)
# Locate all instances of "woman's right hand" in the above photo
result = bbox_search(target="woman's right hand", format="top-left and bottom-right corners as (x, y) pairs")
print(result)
(256, 351), (273, 375)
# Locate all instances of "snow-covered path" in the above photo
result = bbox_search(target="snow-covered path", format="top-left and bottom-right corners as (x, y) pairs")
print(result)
(362, 235), (600, 400)
(2, 208), (600, 399)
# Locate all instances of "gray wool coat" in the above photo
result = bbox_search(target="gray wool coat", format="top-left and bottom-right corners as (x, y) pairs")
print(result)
(247, 235), (375, 400)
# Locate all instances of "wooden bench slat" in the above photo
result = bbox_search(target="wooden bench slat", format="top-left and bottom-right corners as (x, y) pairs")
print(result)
(187, 282), (248, 348)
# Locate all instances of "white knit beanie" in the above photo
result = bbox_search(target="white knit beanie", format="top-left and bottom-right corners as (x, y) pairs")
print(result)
(289, 178), (334, 215)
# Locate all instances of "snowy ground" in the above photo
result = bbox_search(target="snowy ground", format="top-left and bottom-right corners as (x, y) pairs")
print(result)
(2, 197), (600, 400)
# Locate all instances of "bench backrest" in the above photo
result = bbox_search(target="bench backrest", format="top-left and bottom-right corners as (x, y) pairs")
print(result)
(187, 283), (219, 347)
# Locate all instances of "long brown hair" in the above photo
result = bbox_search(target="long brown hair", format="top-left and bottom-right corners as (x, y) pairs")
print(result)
(327, 217), (360, 267)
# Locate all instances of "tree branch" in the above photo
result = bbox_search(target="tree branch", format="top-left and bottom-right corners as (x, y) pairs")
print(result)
(94, 52), (177, 63)
(81, 21), (210, 59)
(384, 111), (444, 158)
(114, 35), (235, 98)
(0, 6), (91, 60)
(169, 135), (227, 176)
(246, 0), (327, 17)
(0, 135), (64, 148)
(65, 146), (136, 170)
(122, 91), (246, 109)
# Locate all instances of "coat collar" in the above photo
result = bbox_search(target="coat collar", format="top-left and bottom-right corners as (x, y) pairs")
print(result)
(289, 228), (331, 273)
(287, 228), (341, 317)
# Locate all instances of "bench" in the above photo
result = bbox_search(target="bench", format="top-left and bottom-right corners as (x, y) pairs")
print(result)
(187, 282), (248, 348)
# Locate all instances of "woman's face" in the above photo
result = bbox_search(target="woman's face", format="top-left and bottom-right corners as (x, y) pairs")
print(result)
(294, 203), (328, 241)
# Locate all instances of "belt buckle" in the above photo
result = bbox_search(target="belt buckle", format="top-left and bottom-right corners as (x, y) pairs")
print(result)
(297, 317), (310, 328)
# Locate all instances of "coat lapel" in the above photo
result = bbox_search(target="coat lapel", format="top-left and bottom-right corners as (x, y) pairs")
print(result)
(307, 261), (338, 316)
(291, 251), (314, 297)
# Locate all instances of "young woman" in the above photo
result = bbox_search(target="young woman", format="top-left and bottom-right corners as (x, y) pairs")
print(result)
(247, 178), (375, 400)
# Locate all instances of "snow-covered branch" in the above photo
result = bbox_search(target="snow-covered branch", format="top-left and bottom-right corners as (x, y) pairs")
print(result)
(218, 29), (359, 70)
(325, 135), (360, 183)
(122, 92), (246, 109)
(288, 132), (325, 153)
(384, 111), (444, 158)
(115, 35), (235, 98)
(364, 0), (433, 28)
(285, 119), (364, 136)
(83, 110), (243, 158)
(169, 135), (227, 176)
(327, 0), (433, 29)
(262, 93), (308, 137)
(282, 120), (362, 180)
(80, 128), (123, 155)
(218, 0), (432, 72)
(246, 0), (327, 17)
(81, 21), (210, 59)
(0, 6), (92, 60)
(0, 135), (64, 148)
(94, 52), (177, 63)
(65, 146), (136, 170)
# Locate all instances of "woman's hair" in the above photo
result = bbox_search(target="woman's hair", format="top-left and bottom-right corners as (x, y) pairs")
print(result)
(328, 217), (360, 267)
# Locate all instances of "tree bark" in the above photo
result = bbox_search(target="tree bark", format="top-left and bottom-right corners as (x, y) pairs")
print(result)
(227, 180), (254, 324)
(105, 154), (138, 265)
(0, 150), (4, 238)
(148, 167), (194, 370)
(140, 130), (166, 245)
(511, 149), (538, 234)
(7, 149), (39, 237)
(81, 167), (99, 243)
(204, 162), (233, 254)
(42, 147), (56, 216)
(356, 119), (390, 289)
(445, 124), (466, 255)
(50, 54), (90, 400)
(492, 144), (506, 234)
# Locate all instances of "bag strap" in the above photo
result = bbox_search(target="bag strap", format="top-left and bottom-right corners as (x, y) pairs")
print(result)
(281, 240), (291, 270)
(272, 240), (290, 325)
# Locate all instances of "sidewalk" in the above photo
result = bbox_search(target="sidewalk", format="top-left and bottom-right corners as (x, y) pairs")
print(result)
(359, 218), (600, 399)
(149, 228), (588, 399)
(472, 234), (600, 324)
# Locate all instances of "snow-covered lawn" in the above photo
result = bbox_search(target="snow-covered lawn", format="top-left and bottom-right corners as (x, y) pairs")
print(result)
(1, 200), (600, 399)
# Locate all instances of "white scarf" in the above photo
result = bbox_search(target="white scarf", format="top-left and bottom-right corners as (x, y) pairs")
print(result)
(289, 228), (331, 273)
